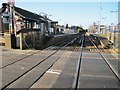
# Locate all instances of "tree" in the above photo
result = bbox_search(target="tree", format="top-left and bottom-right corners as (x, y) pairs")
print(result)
(76, 26), (84, 33)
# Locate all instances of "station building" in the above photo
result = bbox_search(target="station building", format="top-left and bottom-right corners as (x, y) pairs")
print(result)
(0, 3), (58, 49)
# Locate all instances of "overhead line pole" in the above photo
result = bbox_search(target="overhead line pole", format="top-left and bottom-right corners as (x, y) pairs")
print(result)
(99, 1), (102, 34)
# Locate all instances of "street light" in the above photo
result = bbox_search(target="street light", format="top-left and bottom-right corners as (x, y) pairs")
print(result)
(40, 12), (47, 16)
(102, 17), (107, 26)
(39, 12), (52, 19)
(102, 17), (107, 34)
(110, 11), (118, 30)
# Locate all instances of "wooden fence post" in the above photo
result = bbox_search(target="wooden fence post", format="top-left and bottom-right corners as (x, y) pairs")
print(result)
(20, 32), (23, 49)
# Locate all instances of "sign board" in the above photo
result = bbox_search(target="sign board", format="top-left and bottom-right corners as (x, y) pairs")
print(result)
(2, 12), (10, 24)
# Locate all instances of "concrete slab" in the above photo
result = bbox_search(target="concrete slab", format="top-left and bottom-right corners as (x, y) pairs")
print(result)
(31, 51), (72, 88)
(101, 52), (119, 79)
(52, 51), (80, 88)
(2, 50), (57, 88)
(8, 56), (60, 88)
(79, 52), (118, 88)
(7, 50), (65, 88)
(79, 75), (118, 88)
(2, 50), (39, 67)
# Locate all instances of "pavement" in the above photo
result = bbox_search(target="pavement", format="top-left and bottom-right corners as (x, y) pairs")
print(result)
(52, 51), (80, 88)
(1, 47), (40, 68)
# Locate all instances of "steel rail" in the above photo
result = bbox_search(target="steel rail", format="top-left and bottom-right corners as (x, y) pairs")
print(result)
(72, 34), (85, 90)
(88, 35), (120, 81)
(27, 36), (82, 89)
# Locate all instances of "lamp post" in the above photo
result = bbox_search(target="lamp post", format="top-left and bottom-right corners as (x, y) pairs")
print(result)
(7, 0), (15, 34)
(40, 12), (52, 18)
(102, 17), (107, 34)
(110, 11), (118, 30)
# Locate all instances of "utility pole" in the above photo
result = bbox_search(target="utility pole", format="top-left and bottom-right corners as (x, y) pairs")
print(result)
(97, 21), (100, 34)
(7, 0), (16, 49)
(7, 0), (15, 34)
(9, 4), (13, 33)
(118, 1), (120, 49)
(99, 1), (102, 34)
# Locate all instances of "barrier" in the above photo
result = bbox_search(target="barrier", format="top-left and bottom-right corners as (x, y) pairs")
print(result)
(18, 29), (42, 50)
(106, 31), (120, 53)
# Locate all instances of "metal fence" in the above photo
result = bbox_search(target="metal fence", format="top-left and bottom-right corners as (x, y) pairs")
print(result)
(18, 29), (42, 49)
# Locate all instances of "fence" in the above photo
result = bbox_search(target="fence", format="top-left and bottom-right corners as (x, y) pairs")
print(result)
(106, 30), (120, 52)
(17, 28), (43, 49)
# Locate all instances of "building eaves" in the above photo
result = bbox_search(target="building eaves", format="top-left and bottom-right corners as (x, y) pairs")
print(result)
(15, 6), (43, 22)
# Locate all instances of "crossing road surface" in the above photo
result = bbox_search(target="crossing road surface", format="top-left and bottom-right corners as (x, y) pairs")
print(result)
(1, 34), (119, 89)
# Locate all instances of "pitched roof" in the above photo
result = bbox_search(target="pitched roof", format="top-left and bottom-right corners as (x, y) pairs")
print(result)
(1, 4), (55, 22)
(15, 6), (52, 22)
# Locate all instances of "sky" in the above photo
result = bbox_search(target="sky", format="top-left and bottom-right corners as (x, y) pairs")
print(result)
(0, 0), (119, 29)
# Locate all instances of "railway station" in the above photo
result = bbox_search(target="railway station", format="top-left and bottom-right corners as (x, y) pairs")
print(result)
(0, 0), (119, 90)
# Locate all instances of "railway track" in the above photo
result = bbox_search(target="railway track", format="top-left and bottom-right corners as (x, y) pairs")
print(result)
(73, 34), (119, 89)
(1, 34), (83, 89)
(2, 33), (118, 89)
(88, 36), (120, 81)
(72, 34), (85, 89)
(1, 35), (78, 69)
